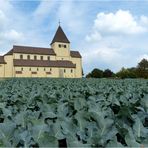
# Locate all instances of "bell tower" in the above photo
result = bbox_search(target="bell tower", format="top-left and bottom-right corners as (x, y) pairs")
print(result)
(50, 25), (70, 58)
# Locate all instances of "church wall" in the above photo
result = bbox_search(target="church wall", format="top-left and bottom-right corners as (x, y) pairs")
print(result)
(14, 53), (56, 60)
(2, 54), (82, 78)
(0, 64), (5, 77)
(70, 57), (82, 78)
(51, 42), (70, 58)
(14, 66), (59, 78)
(56, 56), (70, 61)
(59, 68), (76, 78)
(13, 66), (76, 78)
(4, 55), (14, 77)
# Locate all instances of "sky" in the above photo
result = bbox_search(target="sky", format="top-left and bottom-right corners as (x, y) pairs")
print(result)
(0, 0), (148, 74)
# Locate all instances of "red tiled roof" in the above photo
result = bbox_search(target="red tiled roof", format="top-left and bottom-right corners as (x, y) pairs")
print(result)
(5, 49), (13, 55)
(5, 45), (56, 55)
(51, 26), (70, 45)
(70, 51), (82, 58)
(13, 59), (76, 68)
(4, 45), (82, 59)
(0, 56), (6, 64)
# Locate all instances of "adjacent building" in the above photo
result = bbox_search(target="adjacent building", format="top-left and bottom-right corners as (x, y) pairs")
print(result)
(0, 26), (82, 78)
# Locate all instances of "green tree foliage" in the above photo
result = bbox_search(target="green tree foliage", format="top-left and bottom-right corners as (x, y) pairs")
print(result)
(103, 69), (114, 78)
(136, 58), (148, 78)
(116, 67), (137, 79)
(137, 58), (148, 69)
(86, 73), (92, 78)
(86, 68), (103, 78)
(86, 58), (148, 79)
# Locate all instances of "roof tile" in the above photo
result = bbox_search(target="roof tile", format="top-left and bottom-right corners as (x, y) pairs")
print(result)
(70, 51), (82, 58)
(13, 59), (76, 68)
(51, 26), (70, 44)
(5, 45), (56, 55)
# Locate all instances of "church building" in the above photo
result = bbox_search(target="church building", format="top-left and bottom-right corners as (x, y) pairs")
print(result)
(0, 26), (82, 78)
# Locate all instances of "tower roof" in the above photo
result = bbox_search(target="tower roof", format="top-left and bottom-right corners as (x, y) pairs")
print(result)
(51, 26), (70, 45)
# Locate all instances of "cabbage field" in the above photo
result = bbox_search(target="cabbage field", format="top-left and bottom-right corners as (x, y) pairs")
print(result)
(0, 78), (148, 147)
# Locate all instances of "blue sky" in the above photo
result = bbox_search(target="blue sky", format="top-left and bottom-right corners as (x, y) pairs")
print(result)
(0, 0), (148, 74)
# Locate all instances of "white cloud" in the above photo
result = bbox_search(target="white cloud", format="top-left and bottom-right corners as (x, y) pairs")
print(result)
(56, 1), (87, 35)
(140, 15), (148, 26)
(83, 10), (148, 73)
(0, 0), (12, 12)
(3, 29), (24, 42)
(0, 0), (48, 53)
(0, 10), (7, 31)
(82, 45), (126, 72)
(85, 31), (102, 42)
(33, 0), (57, 20)
(0, 10), (6, 22)
(0, 1), (148, 74)
(0, 51), (6, 56)
(91, 10), (147, 37)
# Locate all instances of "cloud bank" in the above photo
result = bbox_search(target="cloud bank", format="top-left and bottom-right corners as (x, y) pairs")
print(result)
(84, 10), (148, 73)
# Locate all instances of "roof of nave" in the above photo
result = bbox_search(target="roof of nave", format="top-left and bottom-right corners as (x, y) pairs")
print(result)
(13, 59), (76, 68)
(70, 51), (82, 58)
(4, 45), (82, 58)
(5, 45), (56, 56)
(50, 26), (70, 45)
(0, 56), (6, 64)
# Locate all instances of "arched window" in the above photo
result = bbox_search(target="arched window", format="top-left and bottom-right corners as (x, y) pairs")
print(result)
(27, 55), (30, 60)
(41, 56), (43, 60)
(20, 55), (23, 59)
(34, 55), (37, 60)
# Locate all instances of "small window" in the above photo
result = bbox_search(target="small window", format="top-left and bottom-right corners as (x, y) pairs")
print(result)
(61, 58), (63, 60)
(64, 45), (66, 48)
(21, 67), (23, 71)
(48, 56), (50, 60)
(44, 68), (46, 71)
(29, 68), (31, 71)
(34, 56), (37, 60)
(71, 69), (73, 73)
(37, 68), (39, 71)
(50, 68), (52, 71)
(27, 55), (30, 60)
(59, 44), (61, 48)
(64, 69), (66, 73)
(41, 56), (43, 60)
(20, 55), (23, 59)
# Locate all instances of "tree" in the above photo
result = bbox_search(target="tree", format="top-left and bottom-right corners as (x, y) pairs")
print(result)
(91, 68), (103, 78)
(127, 67), (137, 78)
(103, 69), (114, 78)
(86, 73), (92, 78)
(116, 67), (137, 79)
(137, 58), (148, 70)
(86, 68), (103, 78)
(136, 58), (148, 78)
